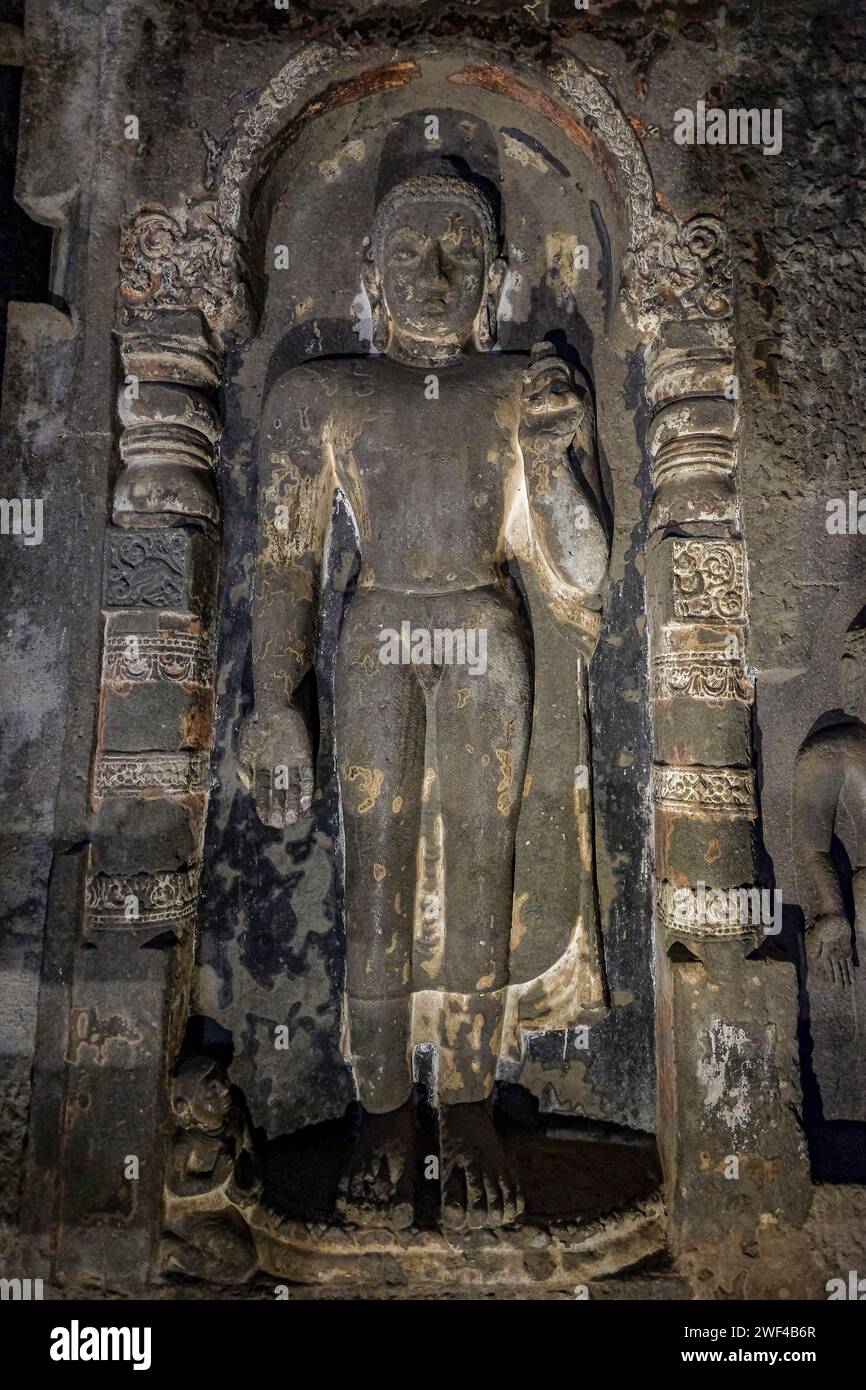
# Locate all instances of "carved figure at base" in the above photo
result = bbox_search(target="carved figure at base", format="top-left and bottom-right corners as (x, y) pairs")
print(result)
(163, 1056), (261, 1280)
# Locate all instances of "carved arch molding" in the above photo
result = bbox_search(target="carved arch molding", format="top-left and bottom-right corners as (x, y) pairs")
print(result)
(89, 36), (751, 1192)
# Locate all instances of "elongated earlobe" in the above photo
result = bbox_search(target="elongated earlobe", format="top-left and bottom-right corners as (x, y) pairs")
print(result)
(361, 261), (390, 353)
(474, 257), (507, 352)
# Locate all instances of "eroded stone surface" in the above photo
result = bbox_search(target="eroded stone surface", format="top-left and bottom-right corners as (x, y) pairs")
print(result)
(1, 0), (863, 1304)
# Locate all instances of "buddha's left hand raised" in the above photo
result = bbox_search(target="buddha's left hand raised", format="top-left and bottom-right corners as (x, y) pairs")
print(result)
(520, 343), (588, 447)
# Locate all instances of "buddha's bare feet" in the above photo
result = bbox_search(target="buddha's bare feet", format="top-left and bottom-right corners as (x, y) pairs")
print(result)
(440, 1102), (524, 1232)
(337, 1103), (416, 1230)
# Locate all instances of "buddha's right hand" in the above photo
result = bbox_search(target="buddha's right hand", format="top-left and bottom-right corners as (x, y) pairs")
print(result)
(237, 704), (314, 829)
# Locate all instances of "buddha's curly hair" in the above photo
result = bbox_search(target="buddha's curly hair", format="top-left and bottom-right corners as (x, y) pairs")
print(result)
(371, 173), (499, 267)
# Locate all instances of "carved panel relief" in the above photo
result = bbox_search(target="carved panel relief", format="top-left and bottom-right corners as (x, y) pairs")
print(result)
(76, 25), (773, 1286)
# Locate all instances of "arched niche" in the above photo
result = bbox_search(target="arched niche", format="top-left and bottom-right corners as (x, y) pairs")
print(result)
(190, 42), (661, 1141)
(118, 41), (687, 353)
(210, 42), (659, 341)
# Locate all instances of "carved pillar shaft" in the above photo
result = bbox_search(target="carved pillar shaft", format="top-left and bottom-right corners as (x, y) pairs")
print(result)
(646, 318), (757, 940)
(645, 309), (809, 1259)
(56, 305), (223, 1286)
(114, 312), (222, 527)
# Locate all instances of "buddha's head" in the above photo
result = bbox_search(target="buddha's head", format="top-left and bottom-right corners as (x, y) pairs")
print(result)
(365, 171), (505, 361)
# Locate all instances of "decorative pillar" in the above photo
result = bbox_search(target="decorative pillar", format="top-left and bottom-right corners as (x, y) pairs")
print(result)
(114, 312), (222, 527)
(643, 239), (810, 1277)
(54, 290), (225, 1284)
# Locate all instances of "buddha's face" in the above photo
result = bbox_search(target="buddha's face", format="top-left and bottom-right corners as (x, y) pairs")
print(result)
(378, 200), (487, 342)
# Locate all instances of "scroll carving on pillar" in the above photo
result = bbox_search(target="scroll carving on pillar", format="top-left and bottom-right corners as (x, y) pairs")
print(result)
(653, 767), (756, 817)
(651, 648), (753, 703)
(670, 540), (746, 623)
(84, 867), (201, 931)
(118, 204), (252, 336)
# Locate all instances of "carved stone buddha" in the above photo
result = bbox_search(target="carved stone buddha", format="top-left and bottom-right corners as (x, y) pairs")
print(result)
(240, 167), (609, 1229)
